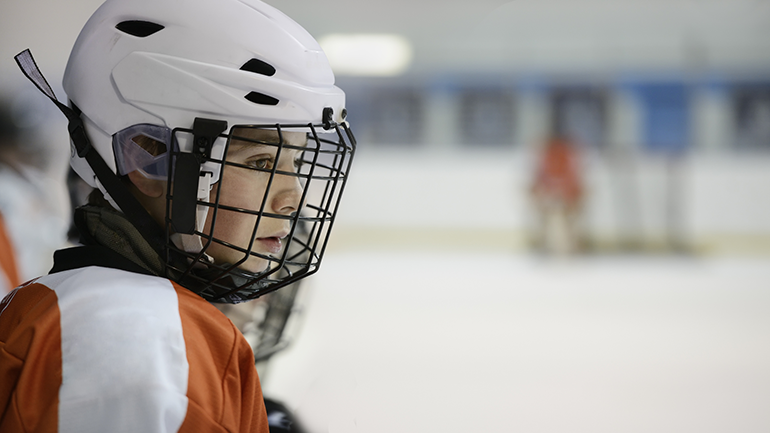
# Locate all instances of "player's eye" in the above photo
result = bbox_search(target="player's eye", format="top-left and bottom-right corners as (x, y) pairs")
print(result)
(294, 157), (305, 171)
(247, 157), (273, 170)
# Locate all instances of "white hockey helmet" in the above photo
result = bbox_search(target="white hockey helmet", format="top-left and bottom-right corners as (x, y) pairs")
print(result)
(38, 0), (355, 302)
(64, 0), (347, 189)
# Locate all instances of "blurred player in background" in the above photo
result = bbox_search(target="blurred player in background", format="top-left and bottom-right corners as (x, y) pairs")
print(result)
(530, 131), (585, 255)
(0, 103), (23, 293)
(0, 101), (69, 295)
(0, 0), (355, 432)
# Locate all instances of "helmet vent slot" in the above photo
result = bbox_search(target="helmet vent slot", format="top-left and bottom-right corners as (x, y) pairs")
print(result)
(116, 20), (165, 37)
(245, 92), (279, 106)
(240, 59), (276, 77)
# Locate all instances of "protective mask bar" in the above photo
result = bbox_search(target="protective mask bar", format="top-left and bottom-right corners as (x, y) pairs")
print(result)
(164, 120), (356, 303)
(178, 125), (304, 295)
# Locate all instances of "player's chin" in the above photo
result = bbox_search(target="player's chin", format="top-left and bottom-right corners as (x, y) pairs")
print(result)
(237, 255), (271, 274)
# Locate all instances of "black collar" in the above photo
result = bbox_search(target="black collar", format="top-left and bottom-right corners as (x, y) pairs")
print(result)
(50, 244), (155, 277)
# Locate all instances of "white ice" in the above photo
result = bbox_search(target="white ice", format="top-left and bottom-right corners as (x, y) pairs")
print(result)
(262, 251), (770, 433)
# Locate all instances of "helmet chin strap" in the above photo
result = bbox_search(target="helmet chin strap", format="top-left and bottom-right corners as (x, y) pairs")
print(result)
(94, 178), (122, 212)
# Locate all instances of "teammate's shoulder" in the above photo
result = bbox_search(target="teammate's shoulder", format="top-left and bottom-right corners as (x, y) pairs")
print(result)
(0, 278), (56, 335)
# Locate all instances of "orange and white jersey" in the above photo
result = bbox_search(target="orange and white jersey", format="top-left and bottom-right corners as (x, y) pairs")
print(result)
(0, 265), (269, 433)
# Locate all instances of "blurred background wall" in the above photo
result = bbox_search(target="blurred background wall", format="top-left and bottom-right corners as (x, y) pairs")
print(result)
(2, 0), (769, 256)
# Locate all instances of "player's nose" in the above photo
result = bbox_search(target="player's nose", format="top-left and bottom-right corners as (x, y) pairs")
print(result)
(271, 174), (302, 215)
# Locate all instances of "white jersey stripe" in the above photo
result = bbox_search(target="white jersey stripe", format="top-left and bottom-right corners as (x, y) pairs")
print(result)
(39, 267), (189, 433)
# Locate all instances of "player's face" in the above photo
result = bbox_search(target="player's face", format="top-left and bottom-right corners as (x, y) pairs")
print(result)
(202, 129), (306, 273)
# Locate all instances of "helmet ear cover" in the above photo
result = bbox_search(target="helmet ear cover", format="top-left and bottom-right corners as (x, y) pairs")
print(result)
(113, 124), (173, 180)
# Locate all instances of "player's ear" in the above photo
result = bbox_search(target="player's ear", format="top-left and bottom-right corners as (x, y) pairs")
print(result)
(127, 170), (165, 198)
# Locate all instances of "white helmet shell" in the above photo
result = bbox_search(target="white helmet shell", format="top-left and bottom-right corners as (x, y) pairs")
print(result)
(64, 0), (346, 188)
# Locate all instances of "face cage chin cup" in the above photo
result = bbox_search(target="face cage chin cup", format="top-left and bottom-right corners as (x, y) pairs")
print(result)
(163, 121), (355, 303)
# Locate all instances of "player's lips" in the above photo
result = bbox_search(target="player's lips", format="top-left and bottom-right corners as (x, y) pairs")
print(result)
(256, 231), (289, 254)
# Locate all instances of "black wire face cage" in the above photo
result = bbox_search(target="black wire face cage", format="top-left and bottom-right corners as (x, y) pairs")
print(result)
(164, 121), (355, 303)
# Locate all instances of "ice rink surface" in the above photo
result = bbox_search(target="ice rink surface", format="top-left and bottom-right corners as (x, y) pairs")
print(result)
(261, 251), (770, 433)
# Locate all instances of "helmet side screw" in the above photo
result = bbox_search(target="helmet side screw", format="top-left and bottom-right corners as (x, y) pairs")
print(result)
(322, 107), (334, 130)
(196, 137), (208, 153)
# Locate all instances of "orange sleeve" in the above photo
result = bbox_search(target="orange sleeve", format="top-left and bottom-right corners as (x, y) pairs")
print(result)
(0, 215), (21, 290)
(173, 283), (269, 433)
(0, 282), (62, 433)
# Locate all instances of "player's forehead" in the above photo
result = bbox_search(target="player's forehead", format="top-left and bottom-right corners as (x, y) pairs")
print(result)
(229, 127), (307, 148)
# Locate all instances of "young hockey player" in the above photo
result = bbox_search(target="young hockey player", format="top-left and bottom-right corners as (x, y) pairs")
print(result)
(0, 0), (355, 431)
